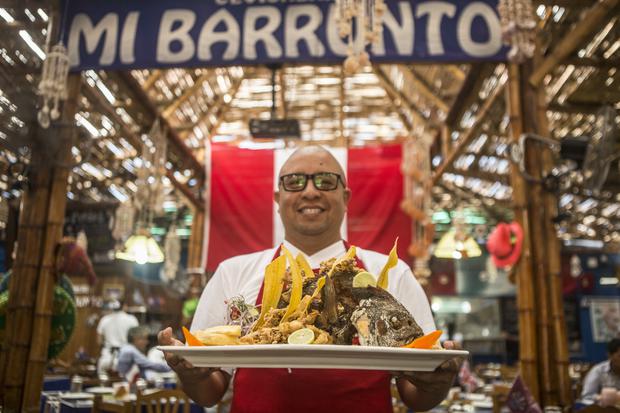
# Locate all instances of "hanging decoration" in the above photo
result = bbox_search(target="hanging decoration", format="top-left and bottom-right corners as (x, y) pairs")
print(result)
(335, 0), (387, 75)
(497, 0), (536, 62)
(76, 229), (88, 253)
(37, 42), (70, 128)
(112, 199), (136, 243)
(434, 211), (482, 260)
(401, 135), (435, 285)
(162, 224), (180, 281)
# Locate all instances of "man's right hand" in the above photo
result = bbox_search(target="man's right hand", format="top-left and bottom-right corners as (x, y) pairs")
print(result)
(157, 327), (218, 380)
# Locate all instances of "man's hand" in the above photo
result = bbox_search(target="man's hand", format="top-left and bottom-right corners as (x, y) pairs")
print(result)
(394, 340), (465, 411)
(157, 327), (217, 380)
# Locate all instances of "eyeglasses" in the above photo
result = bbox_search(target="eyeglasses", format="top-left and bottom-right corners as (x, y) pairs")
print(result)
(279, 172), (344, 192)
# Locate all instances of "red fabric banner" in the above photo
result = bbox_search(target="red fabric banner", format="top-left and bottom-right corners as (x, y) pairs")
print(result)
(206, 145), (274, 270)
(347, 144), (411, 260)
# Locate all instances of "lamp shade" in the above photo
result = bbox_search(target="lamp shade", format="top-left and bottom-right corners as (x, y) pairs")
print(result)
(116, 231), (164, 264)
(434, 230), (482, 259)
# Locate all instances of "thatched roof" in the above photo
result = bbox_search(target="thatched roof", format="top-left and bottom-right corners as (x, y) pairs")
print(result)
(0, 1), (618, 246)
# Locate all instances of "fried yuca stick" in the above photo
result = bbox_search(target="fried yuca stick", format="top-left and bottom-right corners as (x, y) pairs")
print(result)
(377, 238), (398, 289)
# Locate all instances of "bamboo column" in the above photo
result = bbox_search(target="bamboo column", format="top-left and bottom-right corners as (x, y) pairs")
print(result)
(533, 51), (572, 407)
(506, 63), (540, 400)
(187, 208), (205, 269)
(0, 74), (81, 412)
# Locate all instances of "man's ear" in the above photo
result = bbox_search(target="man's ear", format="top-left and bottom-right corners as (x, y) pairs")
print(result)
(343, 187), (351, 205)
(274, 191), (280, 204)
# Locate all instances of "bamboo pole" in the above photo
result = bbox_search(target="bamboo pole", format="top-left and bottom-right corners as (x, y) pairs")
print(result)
(506, 63), (540, 401)
(534, 60), (572, 407)
(187, 209), (205, 269)
(22, 74), (82, 412)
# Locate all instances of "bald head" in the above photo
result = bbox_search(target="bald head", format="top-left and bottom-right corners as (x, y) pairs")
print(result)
(279, 146), (346, 182)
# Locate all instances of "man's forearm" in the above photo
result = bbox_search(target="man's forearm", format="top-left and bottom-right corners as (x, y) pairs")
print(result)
(397, 377), (450, 411)
(178, 370), (230, 407)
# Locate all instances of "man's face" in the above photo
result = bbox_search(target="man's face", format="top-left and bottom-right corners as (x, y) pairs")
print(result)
(274, 151), (350, 243)
(610, 349), (620, 374)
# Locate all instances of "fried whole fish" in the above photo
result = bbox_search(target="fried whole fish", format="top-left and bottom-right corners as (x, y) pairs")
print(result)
(321, 257), (424, 346)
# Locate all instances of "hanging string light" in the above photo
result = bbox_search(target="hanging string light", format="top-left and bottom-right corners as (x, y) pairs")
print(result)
(335, 0), (386, 75)
(37, 42), (69, 128)
(497, 0), (537, 62)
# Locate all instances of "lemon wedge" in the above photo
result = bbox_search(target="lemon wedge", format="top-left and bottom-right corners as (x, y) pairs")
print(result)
(287, 328), (315, 345)
(352, 271), (377, 288)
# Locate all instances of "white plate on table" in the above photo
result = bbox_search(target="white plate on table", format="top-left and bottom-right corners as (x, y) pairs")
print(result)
(158, 344), (468, 371)
(59, 392), (94, 400)
(85, 386), (114, 395)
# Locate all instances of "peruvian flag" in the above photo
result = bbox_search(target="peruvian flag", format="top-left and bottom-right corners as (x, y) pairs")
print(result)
(205, 143), (411, 272)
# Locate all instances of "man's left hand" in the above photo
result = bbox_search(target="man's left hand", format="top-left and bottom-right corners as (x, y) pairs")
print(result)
(394, 340), (465, 398)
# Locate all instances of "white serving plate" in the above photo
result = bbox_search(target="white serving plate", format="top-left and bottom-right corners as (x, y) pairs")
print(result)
(158, 344), (468, 372)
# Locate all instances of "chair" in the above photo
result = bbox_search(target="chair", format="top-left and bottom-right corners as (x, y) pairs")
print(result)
(135, 389), (190, 413)
(92, 394), (132, 413)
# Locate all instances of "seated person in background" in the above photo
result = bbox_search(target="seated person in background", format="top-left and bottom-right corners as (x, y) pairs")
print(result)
(117, 326), (171, 381)
(581, 338), (620, 403)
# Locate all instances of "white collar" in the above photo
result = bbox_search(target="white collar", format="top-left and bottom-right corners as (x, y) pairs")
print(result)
(281, 239), (346, 269)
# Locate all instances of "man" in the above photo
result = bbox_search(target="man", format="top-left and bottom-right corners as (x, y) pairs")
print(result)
(117, 326), (171, 381)
(97, 299), (139, 374)
(580, 338), (620, 403)
(159, 146), (461, 412)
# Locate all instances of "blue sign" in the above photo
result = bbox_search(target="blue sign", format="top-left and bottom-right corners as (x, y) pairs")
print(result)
(62, 0), (508, 71)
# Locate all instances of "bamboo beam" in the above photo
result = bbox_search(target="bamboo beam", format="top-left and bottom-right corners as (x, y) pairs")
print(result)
(506, 63), (540, 402)
(445, 63), (494, 128)
(432, 82), (505, 185)
(201, 72), (246, 141)
(82, 78), (204, 212)
(339, 67), (346, 143)
(116, 71), (205, 182)
(142, 70), (163, 91)
(529, 0), (619, 87)
(278, 67), (287, 119)
(373, 65), (425, 132)
(398, 65), (450, 113)
(162, 70), (211, 119)
(564, 56), (620, 70)
(375, 65), (430, 125)
(166, 170), (204, 213)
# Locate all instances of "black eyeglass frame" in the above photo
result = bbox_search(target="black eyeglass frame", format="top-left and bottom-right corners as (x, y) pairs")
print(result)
(278, 172), (345, 192)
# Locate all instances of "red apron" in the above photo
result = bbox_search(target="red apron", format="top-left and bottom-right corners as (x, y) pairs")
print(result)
(231, 242), (392, 413)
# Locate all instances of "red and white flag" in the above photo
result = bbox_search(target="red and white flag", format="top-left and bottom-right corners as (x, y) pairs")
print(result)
(204, 143), (411, 272)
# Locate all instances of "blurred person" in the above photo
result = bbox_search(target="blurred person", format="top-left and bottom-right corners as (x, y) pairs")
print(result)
(159, 146), (462, 413)
(580, 338), (620, 403)
(97, 298), (139, 374)
(117, 326), (171, 381)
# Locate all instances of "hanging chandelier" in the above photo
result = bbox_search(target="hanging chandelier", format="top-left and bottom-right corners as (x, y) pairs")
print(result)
(335, 0), (386, 75)
(116, 228), (165, 265)
(37, 42), (70, 128)
(497, 0), (536, 62)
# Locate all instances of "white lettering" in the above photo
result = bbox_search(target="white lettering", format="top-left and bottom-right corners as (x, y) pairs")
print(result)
(197, 9), (240, 61)
(372, 2), (414, 56)
(157, 10), (196, 63)
(285, 5), (325, 58)
(243, 6), (282, 59)
(458, 3), (502, 57)
(67, 13), (118, 67)
(120, 12), (139, 64)
(416, 2), (455, 55)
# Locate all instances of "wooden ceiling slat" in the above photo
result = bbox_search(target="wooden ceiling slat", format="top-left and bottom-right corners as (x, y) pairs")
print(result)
(398, 65), (450, 113)
(445, 63), (495, 128)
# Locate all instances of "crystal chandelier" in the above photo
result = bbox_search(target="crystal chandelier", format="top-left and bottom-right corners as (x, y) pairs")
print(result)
(497, 0), (536, 62)
(37, 42), (70, 128)
(335, 0), (386, 75)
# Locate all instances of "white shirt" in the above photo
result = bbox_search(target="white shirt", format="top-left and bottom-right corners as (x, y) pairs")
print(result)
(192, 240), (435, 334)
(96, 311), (139, 349)
(580, 360), (620, 402)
